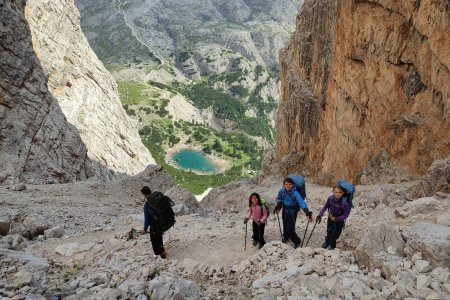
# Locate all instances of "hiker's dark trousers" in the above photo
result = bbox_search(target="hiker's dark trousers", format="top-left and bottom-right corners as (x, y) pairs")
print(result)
(325, 218), (345, 247)
(149, 230), (164, 255)
(282, 206), (301, 245)
(252, 221), (266, 246)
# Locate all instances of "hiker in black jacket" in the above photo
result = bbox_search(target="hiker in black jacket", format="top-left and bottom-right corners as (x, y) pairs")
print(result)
(139, 186), (167, 259)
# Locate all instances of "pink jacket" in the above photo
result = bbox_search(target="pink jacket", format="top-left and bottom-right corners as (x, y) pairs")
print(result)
(247, 204), (268, 224)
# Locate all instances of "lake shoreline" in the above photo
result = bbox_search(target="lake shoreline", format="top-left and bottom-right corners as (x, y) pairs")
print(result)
(165, 143), (232, 175)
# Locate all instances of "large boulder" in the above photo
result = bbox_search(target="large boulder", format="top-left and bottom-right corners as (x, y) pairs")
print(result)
(165, 187), (207, 217)
(355, 222), (406, 268)
(146, 273), (204, 300)
(202, 179), (258, 212)
(394, 197), (438, 218)
(9, 214), (50, 239)
(102, 165), (206, 215)
(402, 222), (450, 267)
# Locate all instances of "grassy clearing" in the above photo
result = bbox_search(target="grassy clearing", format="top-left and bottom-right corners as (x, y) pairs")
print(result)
(117, 81), (152, 105)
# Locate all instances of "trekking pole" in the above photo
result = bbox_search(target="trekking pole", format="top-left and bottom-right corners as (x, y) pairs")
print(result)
(258, 222), (262, 247)
(304, 219), (318, 247)
(244, 222), (248, 251)
(276, 212), (283, 240)
(301, 218), (310, 247)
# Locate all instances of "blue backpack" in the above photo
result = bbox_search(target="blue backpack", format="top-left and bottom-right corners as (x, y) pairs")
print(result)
(336, 180), (355, 209)
(287, 174), (307, 200)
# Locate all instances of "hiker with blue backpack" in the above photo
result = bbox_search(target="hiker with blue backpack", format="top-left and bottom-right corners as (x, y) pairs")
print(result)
(273, 177), (313, 249)
(316, 181), (354, 250)
(244, 192), (268, 249)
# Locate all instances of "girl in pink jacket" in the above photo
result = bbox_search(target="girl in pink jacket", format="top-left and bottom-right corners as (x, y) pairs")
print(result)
(244, 192), (268, 248)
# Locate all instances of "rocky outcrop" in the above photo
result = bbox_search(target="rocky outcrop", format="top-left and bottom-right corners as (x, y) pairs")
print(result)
(275, 0), (449, 185)
(25, 0), (155, 176)
(0, 0), (94, 185)
(403, 222), (450, 267)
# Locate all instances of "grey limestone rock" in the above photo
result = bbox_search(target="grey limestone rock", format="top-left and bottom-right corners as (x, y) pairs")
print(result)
(0, 0), (93, 185)
(403, 222), (450, 267)
(26, 0), (155, 177)
(146, 273), (205, 300)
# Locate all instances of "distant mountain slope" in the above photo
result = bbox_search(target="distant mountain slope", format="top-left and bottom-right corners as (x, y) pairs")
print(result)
(75, 0), (302, 71)
(75, 0), (302, 139)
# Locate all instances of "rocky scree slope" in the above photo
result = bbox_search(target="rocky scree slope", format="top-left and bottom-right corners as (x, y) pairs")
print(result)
(273, 0), (449, 185)
(0, 160), (449, 299)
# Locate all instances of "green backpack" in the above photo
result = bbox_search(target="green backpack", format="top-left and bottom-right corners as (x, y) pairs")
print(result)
(260, 198), (270, 219)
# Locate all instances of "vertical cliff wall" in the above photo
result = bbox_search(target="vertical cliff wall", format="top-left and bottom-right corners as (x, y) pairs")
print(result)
(24, 0), (155, 175)
(0, 0), (93, 184)
(276, 0), (449, 184)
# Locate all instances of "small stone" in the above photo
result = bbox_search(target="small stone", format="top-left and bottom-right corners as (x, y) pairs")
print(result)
(411, 252), (422, 262)
(415, 260), (432, 273)
(312, 266), (325, 276)
(348, 265), (359, 272)
(373, 268), (382, 277)
(11, 183), (26, 191)
(426, 291), (442, 300)
(434, 192), (447, 199)
(416, 274), (431, 289)
(13, 270), (32, 288)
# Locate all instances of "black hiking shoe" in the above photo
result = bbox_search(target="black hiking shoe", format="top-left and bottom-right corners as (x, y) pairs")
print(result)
(294, 243), (301, 249)
(253, 240), (258, 246)
(282, 238), (288, 243)
(322, 242), (328, 249)
(327, 245), (335, 250)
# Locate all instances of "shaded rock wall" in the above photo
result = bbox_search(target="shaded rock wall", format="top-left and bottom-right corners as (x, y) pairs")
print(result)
(0, 0), (92, 185)
(25, 0), (155, 176)
(275, 0), (449, 185)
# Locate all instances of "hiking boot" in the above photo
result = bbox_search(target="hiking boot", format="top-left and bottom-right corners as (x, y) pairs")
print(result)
(293, 243), (300, 249)
(160, 249), (167, 259)
(322, 242), (328, 249)
(252, 240), (258, 246)
(282, 238), (288, 243)
(327, 245), (335, 250)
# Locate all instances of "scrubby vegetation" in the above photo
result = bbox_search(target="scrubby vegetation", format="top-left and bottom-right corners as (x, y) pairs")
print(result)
(116, 59), (279, 193)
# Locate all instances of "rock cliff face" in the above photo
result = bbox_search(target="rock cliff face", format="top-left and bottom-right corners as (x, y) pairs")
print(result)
(276, 0), (449, 184)
(0, 0), (94, 185)
(24, 0), (155, 176)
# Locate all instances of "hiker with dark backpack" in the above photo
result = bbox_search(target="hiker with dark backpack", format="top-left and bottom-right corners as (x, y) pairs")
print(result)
(244, 192), (268, 249)
(273, 177), (313, 249)
(316, 184), (351, 250)
(139, 186), (176, 259)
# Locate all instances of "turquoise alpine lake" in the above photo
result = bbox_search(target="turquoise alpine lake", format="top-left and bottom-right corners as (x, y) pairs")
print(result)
(171, 148), (218, 173)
